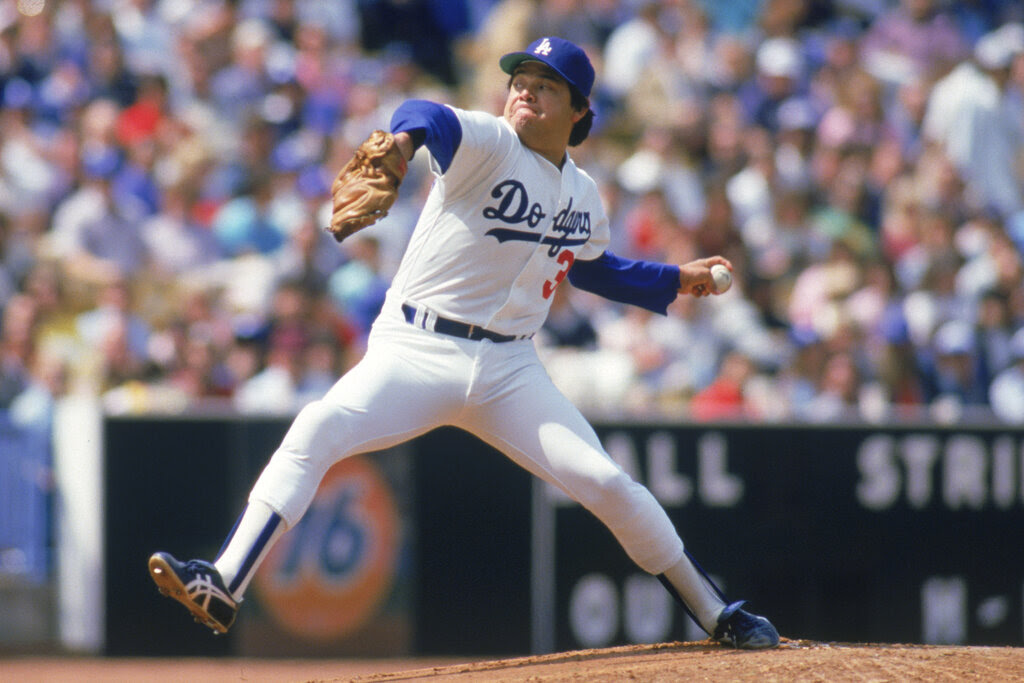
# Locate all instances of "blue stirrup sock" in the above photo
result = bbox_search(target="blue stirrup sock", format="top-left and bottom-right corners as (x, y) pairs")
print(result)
(658, 548), (728, 634)
(214, 500), (285, 601)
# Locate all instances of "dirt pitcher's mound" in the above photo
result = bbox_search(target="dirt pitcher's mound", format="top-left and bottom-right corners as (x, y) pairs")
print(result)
(346, 639), (1024, 682)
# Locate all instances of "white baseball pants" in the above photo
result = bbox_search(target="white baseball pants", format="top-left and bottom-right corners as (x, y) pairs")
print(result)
(249, 300), (685, 575)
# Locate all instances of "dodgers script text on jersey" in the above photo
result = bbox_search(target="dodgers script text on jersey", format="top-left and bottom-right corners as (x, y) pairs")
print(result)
(389, 108), (608, 337)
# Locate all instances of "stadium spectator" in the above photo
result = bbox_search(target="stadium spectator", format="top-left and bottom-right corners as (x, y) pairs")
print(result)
(989, 328), (1024, 423)
(922, 22), (1024, 218)
(48, 144), (151, 288)
(689, 349), (756, 421)
(859, 0), (969, 85)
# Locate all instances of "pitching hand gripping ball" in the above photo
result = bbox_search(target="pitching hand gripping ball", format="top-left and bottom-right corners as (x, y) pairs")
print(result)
(710, 264), (732, 294)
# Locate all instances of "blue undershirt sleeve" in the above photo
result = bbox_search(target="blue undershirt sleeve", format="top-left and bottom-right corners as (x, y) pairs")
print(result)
(568, 251), (681, 315)
(390, 100), (462, 174)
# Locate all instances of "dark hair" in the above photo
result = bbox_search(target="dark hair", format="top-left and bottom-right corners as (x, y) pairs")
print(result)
(569, 109), (593, 146)
(568, 86), (593, 146)
(506, 74), (594, 146)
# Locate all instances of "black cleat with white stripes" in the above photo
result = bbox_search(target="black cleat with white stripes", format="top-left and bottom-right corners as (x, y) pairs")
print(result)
(148, 551), (238, 634)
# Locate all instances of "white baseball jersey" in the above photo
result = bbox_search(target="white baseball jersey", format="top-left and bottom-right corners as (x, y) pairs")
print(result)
(389, 107), (610, 337)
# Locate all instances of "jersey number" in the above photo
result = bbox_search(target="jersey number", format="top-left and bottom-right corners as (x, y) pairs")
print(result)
(543, 250), (575, 299)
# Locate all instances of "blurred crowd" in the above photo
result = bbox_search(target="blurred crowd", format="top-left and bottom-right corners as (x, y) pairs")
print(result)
(1, 0), (1023, 428)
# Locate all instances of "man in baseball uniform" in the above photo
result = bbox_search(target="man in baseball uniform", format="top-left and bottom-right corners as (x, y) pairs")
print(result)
(149, 36), (780, 650)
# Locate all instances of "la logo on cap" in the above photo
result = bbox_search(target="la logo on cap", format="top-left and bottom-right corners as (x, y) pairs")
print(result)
(534, 38), (552, 56)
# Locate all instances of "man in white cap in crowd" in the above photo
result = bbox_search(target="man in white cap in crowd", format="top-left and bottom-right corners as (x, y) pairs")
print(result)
(923, 23), (1024, 217)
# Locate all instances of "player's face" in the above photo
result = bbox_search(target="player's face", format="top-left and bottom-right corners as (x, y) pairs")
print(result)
(504, 62), (585, 161)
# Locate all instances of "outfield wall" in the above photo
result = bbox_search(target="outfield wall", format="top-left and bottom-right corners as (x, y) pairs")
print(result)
(51, 406), (1024, 655)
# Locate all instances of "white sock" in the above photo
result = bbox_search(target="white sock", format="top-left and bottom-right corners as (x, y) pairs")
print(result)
(213, 500), (286, 602)
(662, 552), (726, 634)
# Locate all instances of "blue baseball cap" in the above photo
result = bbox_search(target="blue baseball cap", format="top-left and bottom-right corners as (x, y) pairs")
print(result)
(81, 146), (122, 180)
(500, 37), (594, 99)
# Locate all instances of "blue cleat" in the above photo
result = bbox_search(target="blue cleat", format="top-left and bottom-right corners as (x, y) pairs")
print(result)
(713, 601), (780, 649)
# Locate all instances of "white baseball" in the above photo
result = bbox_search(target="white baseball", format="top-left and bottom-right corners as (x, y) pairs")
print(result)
(710, 264), (732, 293)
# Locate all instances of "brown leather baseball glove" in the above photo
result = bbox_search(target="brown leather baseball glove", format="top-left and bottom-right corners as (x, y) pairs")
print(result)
(327, 130), (408, 242)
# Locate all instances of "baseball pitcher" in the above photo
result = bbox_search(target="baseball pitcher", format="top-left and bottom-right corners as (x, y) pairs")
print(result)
(149, 36), (779, 650)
